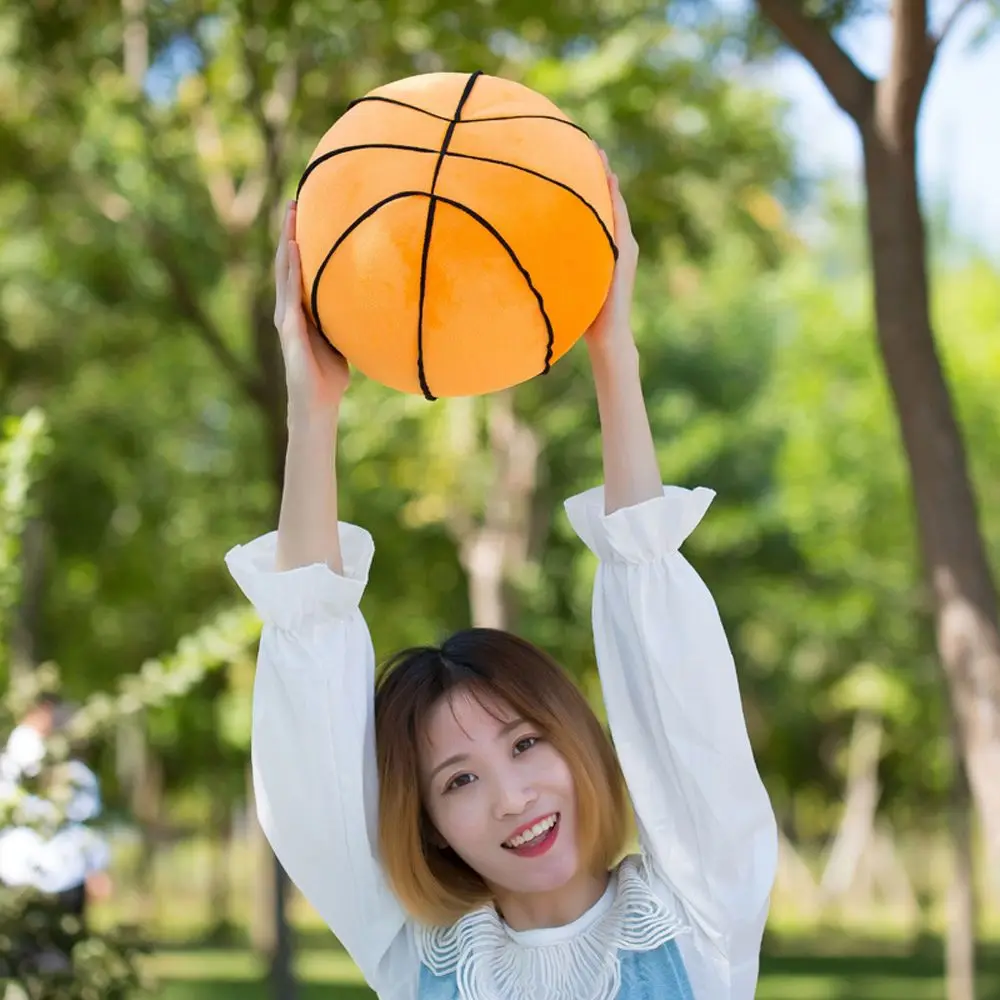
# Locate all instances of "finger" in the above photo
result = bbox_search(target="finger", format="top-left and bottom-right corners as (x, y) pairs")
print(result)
(596, 147), (623, 237)
(608, 172), (624, 224)
(273, 203), (296, 324)
(275, 201), (293, 275)
(596, 145), (612, 179)
(284, 239), (306, 329)
(607, 175), (635, 255)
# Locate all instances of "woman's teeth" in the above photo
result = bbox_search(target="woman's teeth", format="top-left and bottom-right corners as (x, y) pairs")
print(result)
(503, 814), (558, 849)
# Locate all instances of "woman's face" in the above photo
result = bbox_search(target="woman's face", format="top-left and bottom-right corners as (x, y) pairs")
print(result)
(419, 688), (582, 897)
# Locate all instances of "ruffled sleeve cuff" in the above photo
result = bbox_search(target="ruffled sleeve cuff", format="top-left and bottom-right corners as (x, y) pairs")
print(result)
(224, 523), (374, 631)
(563, 485), (716, 564)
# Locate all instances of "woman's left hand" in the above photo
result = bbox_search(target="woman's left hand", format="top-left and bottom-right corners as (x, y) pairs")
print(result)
(584, 147), (640, 361)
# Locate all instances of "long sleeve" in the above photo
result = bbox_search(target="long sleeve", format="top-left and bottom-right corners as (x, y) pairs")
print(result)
(564, 484), (777, 1000)
(225, 524), (417, 1000)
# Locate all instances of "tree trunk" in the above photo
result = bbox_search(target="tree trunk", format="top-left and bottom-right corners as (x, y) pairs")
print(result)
(463, 527), (508, 629)
(266, 852), (296, 1000)
(247, 765), (297, 1000)
(208, 792), (233, 938)
(456, 392), (540, 631)
(820, 711), (883, 903)
(946, 715), (977, 1000)
(775, 827), (821, 918)
(867, 824), (918, 922)
(860, 123), (989, 996)
(10, 517), (47, 683)
(118, 721), (163, 926)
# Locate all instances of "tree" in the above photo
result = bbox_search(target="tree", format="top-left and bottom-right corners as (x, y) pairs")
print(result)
(749, 1), (1000, 995)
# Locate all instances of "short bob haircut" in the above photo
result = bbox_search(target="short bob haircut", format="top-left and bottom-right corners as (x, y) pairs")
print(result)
(374, 627), (629, 926)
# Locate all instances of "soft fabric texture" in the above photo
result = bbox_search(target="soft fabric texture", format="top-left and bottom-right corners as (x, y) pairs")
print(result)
(295, 71), (616, 399)
(225, 484), (778, 999)
(414, 854), (694, 1000)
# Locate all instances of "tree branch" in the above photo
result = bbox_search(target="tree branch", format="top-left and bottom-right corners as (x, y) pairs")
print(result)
(240, 40), (300, 229)
(187, 38), (299, 236)
(755, 0), (875, 122)
(934, 0), (982, 49)
(894, 0), (931, 68)
(191, 104), (243, 229)
(146, 224), (264, 405)
(883, 0), (934, 135)
(189, 90), (276, 234)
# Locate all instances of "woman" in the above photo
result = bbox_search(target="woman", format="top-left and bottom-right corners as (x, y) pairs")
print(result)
(226, 150), (777, 999)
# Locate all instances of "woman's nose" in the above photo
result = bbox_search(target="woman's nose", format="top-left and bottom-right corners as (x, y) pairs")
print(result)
(494, 778), (536, 819)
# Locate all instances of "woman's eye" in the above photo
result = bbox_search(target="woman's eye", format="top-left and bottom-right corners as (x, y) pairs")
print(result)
(445, 773), (475, 793)
(513, 736), (539, 755)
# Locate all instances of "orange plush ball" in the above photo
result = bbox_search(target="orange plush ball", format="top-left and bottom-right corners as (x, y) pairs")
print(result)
(295, 71), (617, 399)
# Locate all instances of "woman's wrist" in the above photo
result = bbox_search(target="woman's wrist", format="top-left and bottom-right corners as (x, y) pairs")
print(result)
(586, 327), (640, 385)
(287, 398), (341, 437)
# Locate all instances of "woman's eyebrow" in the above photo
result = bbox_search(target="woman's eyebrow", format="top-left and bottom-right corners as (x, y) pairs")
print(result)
(428, 718), (528, 781)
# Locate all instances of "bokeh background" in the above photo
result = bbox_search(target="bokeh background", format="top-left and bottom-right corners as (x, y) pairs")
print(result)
(1, 0), (999, 998)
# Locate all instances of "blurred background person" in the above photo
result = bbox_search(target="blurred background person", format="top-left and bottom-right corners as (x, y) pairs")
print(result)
(0, 695), (112, 975)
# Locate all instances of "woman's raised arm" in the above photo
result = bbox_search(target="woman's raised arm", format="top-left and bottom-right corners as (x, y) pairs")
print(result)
(225, 203), (417, 998)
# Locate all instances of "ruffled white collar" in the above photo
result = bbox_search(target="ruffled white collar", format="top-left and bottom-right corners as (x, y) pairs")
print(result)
(415, 854), (687, 1000)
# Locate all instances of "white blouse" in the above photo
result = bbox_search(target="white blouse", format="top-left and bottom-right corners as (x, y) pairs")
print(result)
(225, 485), (777, 1000)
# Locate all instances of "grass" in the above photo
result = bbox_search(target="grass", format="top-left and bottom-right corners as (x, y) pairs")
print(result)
(142, 941), (1000, 1000)
(148, 948), (373, 999)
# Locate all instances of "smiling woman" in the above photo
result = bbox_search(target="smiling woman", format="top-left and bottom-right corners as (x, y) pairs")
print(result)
(373, 630), (628, 930)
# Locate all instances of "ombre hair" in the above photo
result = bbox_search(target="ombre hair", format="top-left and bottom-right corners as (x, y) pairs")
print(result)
(373, 627), (629, 926)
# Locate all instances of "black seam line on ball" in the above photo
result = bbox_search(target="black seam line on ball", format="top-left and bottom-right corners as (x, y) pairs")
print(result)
(416, 71), (483, 401)
(433, 193), (554, 378)
(297, 143), (618, 259)
(344, 94), (591, 137)
(309, 190), (424, 336)
(345, 95), (455, 123)
(308, 189), (555, 395)
(461, 114), (589, 136)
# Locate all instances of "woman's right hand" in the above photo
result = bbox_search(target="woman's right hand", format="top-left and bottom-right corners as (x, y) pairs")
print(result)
(274, 200), (350, 419)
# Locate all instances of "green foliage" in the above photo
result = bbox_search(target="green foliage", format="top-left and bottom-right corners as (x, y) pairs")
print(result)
(0, 409), (49, 673)
(0, 410), (260, 995)
(0, 890), (151, 1000)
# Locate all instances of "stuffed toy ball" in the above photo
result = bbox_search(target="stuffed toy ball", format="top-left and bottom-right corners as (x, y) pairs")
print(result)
(294, 71), (617, 399)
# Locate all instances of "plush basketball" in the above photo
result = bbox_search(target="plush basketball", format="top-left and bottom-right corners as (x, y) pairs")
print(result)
(295, 71), (617, 399)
